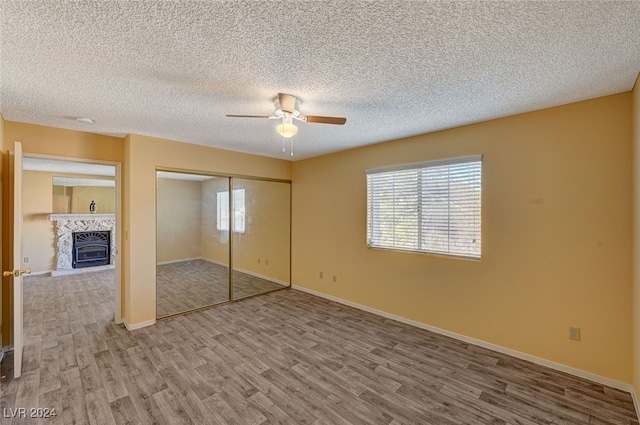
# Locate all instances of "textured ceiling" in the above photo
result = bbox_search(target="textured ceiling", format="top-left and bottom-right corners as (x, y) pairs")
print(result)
(2, 1), (640, 160)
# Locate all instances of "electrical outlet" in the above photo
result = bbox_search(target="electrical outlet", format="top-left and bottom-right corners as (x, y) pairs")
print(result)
(23, 257), (29, 263)
(569, 327), (581, 341)
(319, 271), (323, 279)
(332, 275), (337, 283)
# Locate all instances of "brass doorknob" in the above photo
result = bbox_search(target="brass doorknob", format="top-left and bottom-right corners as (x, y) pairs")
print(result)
(2, 268), (31, 277)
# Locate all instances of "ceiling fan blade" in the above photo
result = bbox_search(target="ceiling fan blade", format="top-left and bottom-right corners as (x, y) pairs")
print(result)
(304, 115), (347, 125)
(226, 115), (272, 119)
(278, 93), (296, 114)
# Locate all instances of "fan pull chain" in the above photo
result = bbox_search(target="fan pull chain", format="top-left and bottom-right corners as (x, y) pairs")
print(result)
(290, 138), (294, 157)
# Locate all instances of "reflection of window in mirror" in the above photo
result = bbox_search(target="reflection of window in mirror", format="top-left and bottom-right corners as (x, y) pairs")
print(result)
(52, 177), (116, 214)
(216, 188), (245, 233)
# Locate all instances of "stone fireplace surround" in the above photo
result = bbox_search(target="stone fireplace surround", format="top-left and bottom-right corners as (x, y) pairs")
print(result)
(48, 214), (116, 276)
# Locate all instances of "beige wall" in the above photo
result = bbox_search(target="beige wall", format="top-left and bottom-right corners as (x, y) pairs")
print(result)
(4, 121), (124, 161)
(70, 186), (115, 214)
(156, 178), (203, 263)
(124, 134), (291, 326)
(158, 176), (290, 283)
(2, 94), (636, 390)
(633, 73), (640, 399)
(1, 121), (123, 345)
(23, 171), (56, 273)
(123, 135), (132, 324)
(201, 177), (230, 264)
(292, 93), (633, 383)
(23, 171), (116, 273)
(232, 179), (290, 284)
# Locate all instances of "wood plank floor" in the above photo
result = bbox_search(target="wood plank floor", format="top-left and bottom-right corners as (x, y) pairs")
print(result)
(157, 259), (286, 318)
(1, 269), (638, 424)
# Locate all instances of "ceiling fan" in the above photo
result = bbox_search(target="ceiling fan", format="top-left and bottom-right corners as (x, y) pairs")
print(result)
(226, 93), (347, 139)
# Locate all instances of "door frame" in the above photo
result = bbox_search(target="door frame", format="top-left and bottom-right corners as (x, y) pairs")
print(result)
(12, 141), (24, 378)
(22, 152), (123, 323)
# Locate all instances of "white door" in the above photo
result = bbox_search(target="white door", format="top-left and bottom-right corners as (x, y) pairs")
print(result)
(3, 141), (30, 378)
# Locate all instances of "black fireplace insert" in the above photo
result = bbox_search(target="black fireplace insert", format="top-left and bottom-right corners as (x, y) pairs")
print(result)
(72, 231), (110, 268)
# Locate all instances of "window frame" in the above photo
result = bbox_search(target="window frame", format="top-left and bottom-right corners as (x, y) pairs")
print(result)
(366, 154), (482, 259)
(216, 187), (246, 233)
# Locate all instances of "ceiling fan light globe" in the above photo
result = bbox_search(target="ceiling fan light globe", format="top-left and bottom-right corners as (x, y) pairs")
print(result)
(276, 123), (298, 138)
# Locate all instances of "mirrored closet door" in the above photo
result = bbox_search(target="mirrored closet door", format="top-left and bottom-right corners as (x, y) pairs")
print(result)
(232, 178), (291, 300)
(156, 170), (291, 318)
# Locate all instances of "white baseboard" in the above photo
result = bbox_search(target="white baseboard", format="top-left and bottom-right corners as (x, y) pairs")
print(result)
(292, 285), (636, 395)
(123, 319), (155, 331)
(28, 270), (52, 276)
(198, 257), (227, 266)
(201, 257), (290, 286)
(157, 257), (289, 286)
(232, 266), (289, 287)
(156, 257), (202, 266)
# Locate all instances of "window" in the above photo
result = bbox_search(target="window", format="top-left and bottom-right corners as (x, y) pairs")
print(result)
(366, 155), (482, 259)
(217, 188), (246, 233)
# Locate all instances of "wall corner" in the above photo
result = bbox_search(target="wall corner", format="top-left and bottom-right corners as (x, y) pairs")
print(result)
(632, 71), (640, 410)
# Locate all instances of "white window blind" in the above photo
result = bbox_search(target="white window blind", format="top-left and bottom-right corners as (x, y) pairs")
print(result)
(366, 155), (482, 259)
(217, 188), (246, 233)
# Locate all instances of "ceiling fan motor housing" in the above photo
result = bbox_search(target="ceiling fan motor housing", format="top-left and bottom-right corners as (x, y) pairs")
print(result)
(274, 93), (301, 118)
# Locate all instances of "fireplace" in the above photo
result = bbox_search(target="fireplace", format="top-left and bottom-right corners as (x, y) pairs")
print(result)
(72, 231), (111, 268)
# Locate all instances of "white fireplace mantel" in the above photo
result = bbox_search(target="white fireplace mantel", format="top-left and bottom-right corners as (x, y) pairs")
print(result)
(48, 214), (116, 274)
(49, 214), (115, 221)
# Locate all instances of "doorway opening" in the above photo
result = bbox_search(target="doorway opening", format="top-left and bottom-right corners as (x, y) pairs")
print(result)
(22, 155), (122, 323)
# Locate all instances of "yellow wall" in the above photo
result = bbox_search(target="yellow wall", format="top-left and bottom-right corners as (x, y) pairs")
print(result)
(232, 178), (290, 284)
(292, 93), (633, 383)
(2, 93), (636, 388)
(158, 176), (290, 283)
(23, 171), (116, 273)
(156, 178), (203, 263)
(69, 185), (115, 214)
(1, 121), (124, 344)
(633, 73), (640, 399)
(201, 177), (230, 264)
(124, 134), (291, 326)
(4, 121), (124, 161)
(23, 171), (57, 273)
